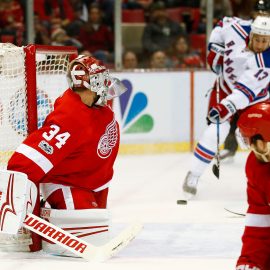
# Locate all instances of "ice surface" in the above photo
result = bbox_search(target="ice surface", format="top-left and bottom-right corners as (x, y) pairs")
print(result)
(0, 152), (250, 270)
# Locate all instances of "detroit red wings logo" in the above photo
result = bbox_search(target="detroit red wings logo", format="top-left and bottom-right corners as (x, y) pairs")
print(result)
(97, 119), (118, 159)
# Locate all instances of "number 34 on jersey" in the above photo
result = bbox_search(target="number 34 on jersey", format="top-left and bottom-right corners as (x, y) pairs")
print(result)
(42, 124), (70, 149)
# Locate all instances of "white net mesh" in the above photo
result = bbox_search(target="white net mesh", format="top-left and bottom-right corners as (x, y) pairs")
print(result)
(0, 44), (75, 251)
(0, 46), (71, 168)
(0, 43), (26, 166)
(36, 53), (70, 128)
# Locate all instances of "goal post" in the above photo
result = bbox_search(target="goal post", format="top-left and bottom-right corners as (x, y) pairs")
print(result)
(25, 45), (78, 134)
(0, 44), (77, 168)
(0, 43), (77, 252)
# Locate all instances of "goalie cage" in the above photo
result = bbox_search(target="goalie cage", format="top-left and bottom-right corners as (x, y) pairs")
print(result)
(0, 43), (77, 252)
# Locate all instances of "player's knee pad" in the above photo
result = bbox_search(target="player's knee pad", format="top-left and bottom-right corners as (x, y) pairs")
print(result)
(40, 207), (110, 256)
(0, 169), (37, 234)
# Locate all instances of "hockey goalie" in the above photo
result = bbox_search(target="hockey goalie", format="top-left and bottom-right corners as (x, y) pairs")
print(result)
(0, 55), (127, 255)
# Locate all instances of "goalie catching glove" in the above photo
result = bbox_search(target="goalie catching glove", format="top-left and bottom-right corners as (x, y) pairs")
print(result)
(0, 170), (37, 234)
(208, 99), (237, 123)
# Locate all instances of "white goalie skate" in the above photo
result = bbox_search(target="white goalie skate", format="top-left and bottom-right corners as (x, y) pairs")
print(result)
(182, 171), (199, 199)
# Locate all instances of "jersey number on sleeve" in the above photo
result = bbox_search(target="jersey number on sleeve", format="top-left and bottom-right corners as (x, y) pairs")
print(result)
(254, 69), (268, 81)
(42, 124), (70, 149)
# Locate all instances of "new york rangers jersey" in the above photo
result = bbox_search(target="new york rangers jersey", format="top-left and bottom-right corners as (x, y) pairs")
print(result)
(209, 17), (270, 110)
(7, 89), (120, 191)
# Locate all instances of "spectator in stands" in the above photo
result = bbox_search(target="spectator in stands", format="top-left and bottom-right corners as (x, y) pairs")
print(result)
(34, 12), (51, 45)
(0, 0), (24, 46)
(99, 0), (115, 27)
(149, 50), (170, 69)
(163, 0), (181, 7)
(51, 28), (83, 50)
(70, 0), (89, 22)
(169, 35), (204, 68)
(78, 49), (92, 56)
(165, 0), (200, 7)
(198, 0), (233, 33)
(65, 0), (89, 37)
(230, 0), (258, 19)
(122, 0), (153, 10)
(34, 0), (75, 31)
(127, 0), (200, 8)
(200, 0), (233, 21)
(123, 51), (139, 69)
(78, 3), (114, 63)
(142, 1), (186, 55)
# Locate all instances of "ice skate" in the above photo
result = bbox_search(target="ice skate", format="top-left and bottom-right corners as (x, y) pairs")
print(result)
(182, 171), (199, 200)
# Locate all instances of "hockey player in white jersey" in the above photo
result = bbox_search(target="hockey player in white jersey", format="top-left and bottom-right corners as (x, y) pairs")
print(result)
(209, 0), (270, 162)
(182, 15), (270, 198)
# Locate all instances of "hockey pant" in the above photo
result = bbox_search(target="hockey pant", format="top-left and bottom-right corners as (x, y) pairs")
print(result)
(40, 183), (109, 210)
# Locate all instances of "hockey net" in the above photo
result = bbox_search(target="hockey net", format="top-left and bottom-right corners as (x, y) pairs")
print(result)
(0, 43), (77, 251)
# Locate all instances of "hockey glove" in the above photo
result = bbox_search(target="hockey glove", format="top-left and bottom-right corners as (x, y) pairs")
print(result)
(207, 43), (224, 74)
(208, 99), (237, 124)
(236, 264), (261, 270)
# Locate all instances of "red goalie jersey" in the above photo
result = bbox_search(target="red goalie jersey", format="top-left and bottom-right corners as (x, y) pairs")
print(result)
(7, 89), (120, 192)
(237, 152), (270, 269)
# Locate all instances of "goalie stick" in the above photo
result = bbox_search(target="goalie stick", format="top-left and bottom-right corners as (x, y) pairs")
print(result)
(23, 213), (142, 262)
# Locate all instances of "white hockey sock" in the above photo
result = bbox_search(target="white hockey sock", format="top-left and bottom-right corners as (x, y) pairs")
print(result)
(190, 121), (230, 176)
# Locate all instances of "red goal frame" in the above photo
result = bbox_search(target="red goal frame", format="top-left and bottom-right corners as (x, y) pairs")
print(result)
(24, 44), (77, 135)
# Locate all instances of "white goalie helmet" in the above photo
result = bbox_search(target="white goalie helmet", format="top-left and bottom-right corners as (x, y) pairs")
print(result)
(68, 55), (126, 106)
(251, 15), (270, 35)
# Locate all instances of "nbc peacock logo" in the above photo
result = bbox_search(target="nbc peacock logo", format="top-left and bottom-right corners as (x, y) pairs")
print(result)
(119, 80), (154, 133)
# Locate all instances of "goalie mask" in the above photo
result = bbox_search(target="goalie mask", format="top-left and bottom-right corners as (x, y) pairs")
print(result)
(69, 55), (126, 106)
(238, 102), (270, 162)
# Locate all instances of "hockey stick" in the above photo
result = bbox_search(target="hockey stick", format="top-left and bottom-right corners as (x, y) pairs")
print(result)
(212, 75), (221, 179)
(23, 213), (142, 262)
(224, 208), (245, 217)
